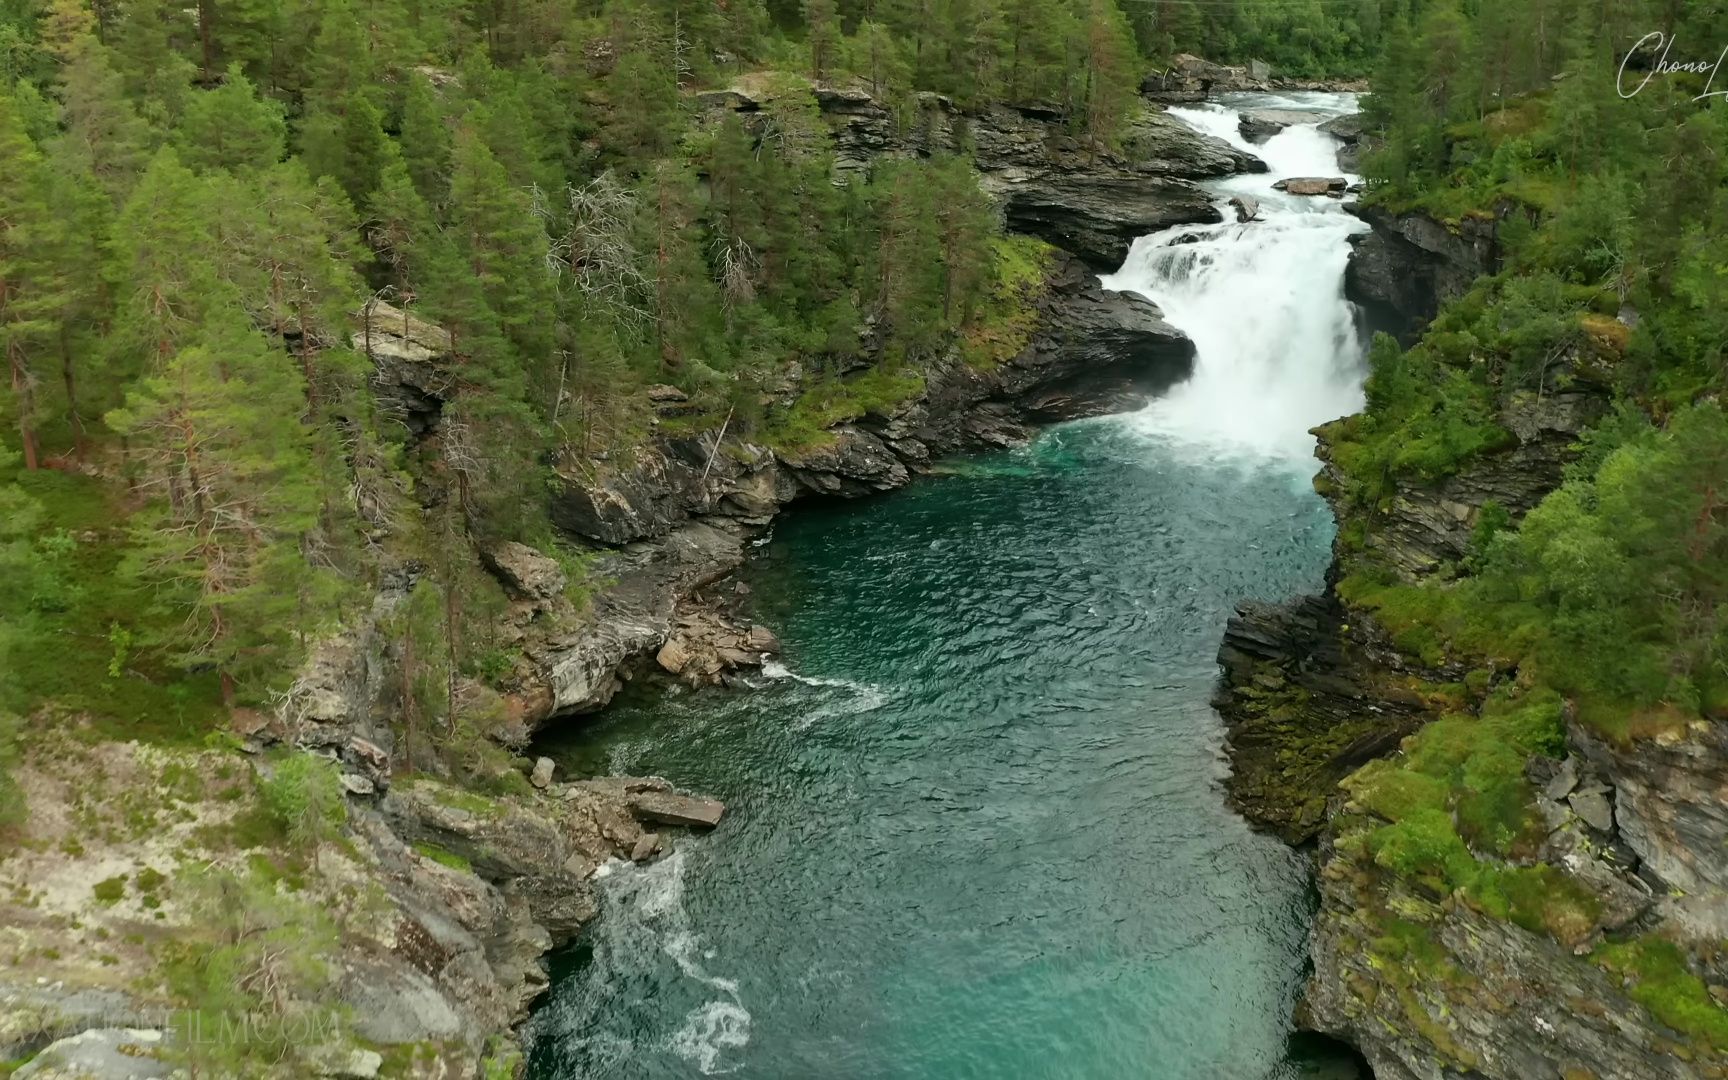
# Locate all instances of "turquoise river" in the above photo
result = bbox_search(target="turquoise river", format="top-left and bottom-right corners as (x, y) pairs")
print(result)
(529, 93), (1371, 1079)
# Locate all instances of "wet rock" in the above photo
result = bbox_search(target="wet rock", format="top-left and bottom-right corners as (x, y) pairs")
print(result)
(629, 790), (726, 829)
(1239, 108), (1325, 142)
(630, 833), (660, 862)
(1318, 113), (1369, 172)
(1274, 176), (1348, 195)
(1117, 106), (1266, 176)
(1230, 194), (1260, 222)
(747, 624), (780, 653)
(529, 756), (556, 789)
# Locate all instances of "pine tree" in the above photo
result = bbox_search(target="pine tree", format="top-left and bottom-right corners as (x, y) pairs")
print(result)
(107, 0), (199, 125)
(35, 146), (111, 459)
(174, 66), (286, 172)
(397, 69), (452, 205)
(850, 19), (911, 100)
(447, 125), (554, 370)
(298, 90), (389, 208)
(803, 0), (841, 82)
(927, 155), (996, 323)
(106, 309), (335, 702)
(0, 90), (67, 472)
(54, 35), (158, 198)
(1071, 0), (1139, 147)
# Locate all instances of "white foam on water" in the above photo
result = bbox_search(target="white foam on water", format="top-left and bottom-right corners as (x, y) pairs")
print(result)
(761, 659), (889, 728)
(532, 848), (752, 1075)
(668, 1001), (752, 1075)
(1101, 93), (1369, 472)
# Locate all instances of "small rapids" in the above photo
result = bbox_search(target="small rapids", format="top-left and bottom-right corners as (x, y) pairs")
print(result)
(1103, 93), (1369, 467)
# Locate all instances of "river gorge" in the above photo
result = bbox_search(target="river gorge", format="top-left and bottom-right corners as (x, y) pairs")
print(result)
(526, 94), (1372, 1079)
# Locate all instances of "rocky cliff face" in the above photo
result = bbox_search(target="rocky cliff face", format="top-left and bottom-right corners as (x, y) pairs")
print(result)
(1344, 204), (1509, 340)
(1300, 704), (1728, 1080)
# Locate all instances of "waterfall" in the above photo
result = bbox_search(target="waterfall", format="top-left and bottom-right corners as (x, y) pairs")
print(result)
(1102, 93), (1368, 468)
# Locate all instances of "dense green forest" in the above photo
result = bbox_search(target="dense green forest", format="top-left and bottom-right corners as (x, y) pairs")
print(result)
(1311, 0), (1728, 1040)
(0, 0), (1442, 727)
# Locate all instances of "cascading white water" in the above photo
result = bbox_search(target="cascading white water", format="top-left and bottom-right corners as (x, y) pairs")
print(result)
(531, 850), (753, 1075)
(1102, 93), (1369, 467)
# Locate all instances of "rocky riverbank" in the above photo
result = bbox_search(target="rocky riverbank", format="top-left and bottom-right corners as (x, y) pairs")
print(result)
(1219, 203), (1728, 1079)
(353, 247), (1198, 738)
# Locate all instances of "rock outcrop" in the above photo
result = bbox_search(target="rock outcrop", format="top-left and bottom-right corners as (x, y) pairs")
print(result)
(1214, 594), (1437, 842)
(342, 243), (1197, 739)
(1344, 203), (1516, 339)
(1294, 699), (1728, 1080)
(1216, 205), (1728, 1078)
(707, 84), (1263, 269)
(994, 173), (1221, 269)
(1303, 842), (1693, 1080)
(1314, 380), (1611, 581)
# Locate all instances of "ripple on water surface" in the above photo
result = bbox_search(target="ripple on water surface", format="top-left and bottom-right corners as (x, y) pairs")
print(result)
(528, 421), (1358, 1080)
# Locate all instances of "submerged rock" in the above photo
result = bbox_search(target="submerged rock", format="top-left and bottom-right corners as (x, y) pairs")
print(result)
(1274, 176), (1348, 195)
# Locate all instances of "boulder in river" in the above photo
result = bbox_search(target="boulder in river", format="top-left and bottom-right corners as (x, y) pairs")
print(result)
(1317, 112), (1370, 172)
(629, 790), (726, 829)
(1238, 108), (1325, 143)
(1274, 176), (1348, 196)
(1229, 195), (1260, 223)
